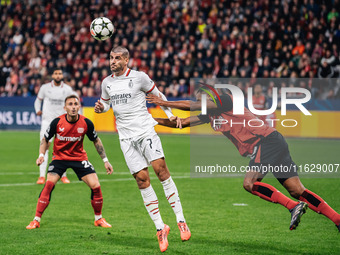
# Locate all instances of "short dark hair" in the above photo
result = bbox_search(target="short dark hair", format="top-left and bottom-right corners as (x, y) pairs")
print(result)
(111, 46), (130, 59)
(52, 67), (63, 74)
(64, 94), (79, 103)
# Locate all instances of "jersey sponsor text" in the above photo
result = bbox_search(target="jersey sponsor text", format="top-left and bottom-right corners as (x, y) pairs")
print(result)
(56, 133), (82, 142)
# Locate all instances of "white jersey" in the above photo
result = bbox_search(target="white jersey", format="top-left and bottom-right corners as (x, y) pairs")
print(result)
(101, 68), (158, 139)
(35, 81), (74, 123)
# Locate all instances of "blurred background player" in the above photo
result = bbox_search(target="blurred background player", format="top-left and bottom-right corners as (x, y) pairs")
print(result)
(94, 46), (190, 252)
(147, 91), (340, 232)
(252, 84), (277, 128)
(34, 68), (75, 184)
(27, 95), (113, 229)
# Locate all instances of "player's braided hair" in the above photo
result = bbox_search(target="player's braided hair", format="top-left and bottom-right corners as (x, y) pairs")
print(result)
(111, 46), (130, 59)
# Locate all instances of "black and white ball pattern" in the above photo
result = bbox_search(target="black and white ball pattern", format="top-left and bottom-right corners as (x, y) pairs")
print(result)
(90, 17), (114, 41)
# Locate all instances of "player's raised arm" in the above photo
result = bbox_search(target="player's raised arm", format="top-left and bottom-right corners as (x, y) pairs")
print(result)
(147, 93), (221, 111)
(140, 71), (178, 119)
(148, 86), (175, 117)
(154, 115), (207, 128)
(147, 94), (195, 110)
(93, 137), (113, 175)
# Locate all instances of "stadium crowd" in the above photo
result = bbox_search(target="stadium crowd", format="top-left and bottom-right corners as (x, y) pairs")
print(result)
(0, 0), (340, 100)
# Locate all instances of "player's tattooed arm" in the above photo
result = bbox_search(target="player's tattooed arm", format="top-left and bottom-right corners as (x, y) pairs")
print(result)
(39, 137), (49, 155)
(36, 137), (49, 166)
(93, 137), (113, 174)
(93, 137), (107, 158)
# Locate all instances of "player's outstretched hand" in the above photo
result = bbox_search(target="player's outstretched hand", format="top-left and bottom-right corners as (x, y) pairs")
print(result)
(105, 161), (113, 175)
(36, 156), (44, 166)
(36, 111), (42, 116)
(146, 93), (165, 106)
(94, 100), (104, 113)
(169, 116), (182, 129)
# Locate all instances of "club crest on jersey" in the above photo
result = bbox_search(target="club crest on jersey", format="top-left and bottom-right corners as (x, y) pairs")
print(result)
(77, 127), (84, 133)
(128, 80), (133, 88)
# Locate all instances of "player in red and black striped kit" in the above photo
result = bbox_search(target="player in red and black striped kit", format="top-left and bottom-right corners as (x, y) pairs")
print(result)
(26, 95), (113, 229)
(147, 91), (340, 232)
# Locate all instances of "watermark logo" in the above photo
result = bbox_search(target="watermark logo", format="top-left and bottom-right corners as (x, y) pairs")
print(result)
(198, 83), (222, 112)
(200, 84), (311, 116)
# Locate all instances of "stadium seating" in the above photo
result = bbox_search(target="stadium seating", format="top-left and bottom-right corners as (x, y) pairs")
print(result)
(0, 0), (339, 98)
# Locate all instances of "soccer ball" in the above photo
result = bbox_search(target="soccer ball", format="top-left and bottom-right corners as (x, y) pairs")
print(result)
(90, 17), (114, 41)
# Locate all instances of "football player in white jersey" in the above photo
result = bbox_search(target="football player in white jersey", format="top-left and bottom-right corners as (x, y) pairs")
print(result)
(34, 68), (74, 184)
(94, 46), (190, 252)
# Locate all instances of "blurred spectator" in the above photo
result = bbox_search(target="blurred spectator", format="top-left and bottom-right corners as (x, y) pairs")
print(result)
(0, 0), (339, 99)
(292, 40), (305, 56)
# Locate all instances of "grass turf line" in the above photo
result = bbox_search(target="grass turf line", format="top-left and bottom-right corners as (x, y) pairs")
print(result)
(0, 131), (339, 254)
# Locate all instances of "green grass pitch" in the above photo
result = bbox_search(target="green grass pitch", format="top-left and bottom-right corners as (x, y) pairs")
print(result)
(0, 131), (339, 254)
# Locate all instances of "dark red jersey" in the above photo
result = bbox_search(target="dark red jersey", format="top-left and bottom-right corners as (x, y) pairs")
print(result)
(44, 114), (98, 161)
(198, 94), (275, 157)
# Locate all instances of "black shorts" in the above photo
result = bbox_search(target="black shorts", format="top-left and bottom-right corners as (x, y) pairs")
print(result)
(248, 131), (299, 184)
(48, 160), (96, 180)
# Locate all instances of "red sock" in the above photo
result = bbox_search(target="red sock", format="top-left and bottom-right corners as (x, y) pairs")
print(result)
(252, 182), (299, 210)
(299, 189), (340, 225)
(91, 186), (103, 216)
(36, 180), (55, 218)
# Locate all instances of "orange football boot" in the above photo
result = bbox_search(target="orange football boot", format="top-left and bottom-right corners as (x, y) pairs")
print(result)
(36, 177), (45, 184)
(60, 176), (70, 184)
(177, 222), (191, 241)
(94, 218), (112, 228)
(26, 220), (40, 229)
(157, 224), (170, 252)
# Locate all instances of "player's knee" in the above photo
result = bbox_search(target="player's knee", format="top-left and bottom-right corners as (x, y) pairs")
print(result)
(283, 178), (305, 198)
(133, 169), (150, 189)
(135, 174), (150, 189)
(136, 179), (150, 189)
(90, 182), (100, 190)
(156, 166), (170, 181)
(288, 188), (304, 199)
(152, 160), (169, 180)
(243, 180), (253, 193)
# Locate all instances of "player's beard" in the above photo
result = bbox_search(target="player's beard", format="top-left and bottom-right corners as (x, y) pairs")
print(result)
(53, 78), (63, 85)
(111, 63), (123, 73)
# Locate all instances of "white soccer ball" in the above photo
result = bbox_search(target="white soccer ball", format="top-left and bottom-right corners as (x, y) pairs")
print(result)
(90, 17), (114, 41)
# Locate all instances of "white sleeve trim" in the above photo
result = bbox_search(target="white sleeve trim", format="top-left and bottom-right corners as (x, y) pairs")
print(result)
(149, 86), (174, 119)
